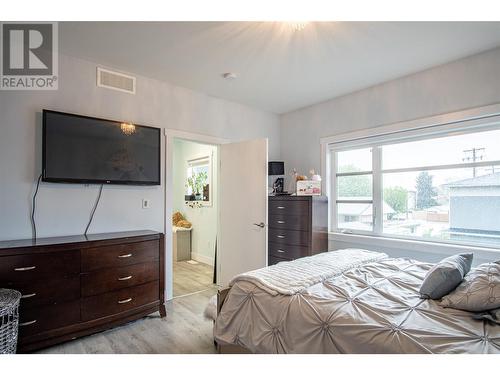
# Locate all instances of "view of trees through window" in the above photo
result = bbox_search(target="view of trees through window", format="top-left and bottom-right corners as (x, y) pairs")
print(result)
(335, 128), (500, 247)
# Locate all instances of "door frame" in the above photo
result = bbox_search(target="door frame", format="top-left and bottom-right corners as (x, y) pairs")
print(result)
(164, 128), (229, 301)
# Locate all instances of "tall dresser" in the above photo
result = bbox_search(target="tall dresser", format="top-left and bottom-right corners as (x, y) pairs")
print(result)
(0, 230), (165, 352)
(268, 195), (328, 265)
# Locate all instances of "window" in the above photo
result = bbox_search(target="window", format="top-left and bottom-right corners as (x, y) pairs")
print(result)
(185, 156), (212, 205)
(331, 125), (500, 248)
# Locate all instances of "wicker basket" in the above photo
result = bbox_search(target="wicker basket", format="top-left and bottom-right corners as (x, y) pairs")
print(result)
(0, 289), (21, 354)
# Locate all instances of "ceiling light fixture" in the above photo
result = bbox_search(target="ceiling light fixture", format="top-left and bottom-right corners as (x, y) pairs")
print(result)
(287, 22), (309, 32)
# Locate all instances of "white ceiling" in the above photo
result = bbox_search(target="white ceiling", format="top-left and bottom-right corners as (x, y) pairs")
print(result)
(60, 22), (500, 114)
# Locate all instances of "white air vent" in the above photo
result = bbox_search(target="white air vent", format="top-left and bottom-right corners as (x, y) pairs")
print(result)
(97, 67), (136, 94)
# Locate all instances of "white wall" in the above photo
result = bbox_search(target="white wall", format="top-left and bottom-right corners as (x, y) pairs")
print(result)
(281, 47), (500, 177)
(172, 139), (217, 265)
(280, 47), (500, 262)
(0, 53), (280, 241)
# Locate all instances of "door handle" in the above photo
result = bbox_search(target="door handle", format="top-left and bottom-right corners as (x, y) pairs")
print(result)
(253, 222), (265, 228)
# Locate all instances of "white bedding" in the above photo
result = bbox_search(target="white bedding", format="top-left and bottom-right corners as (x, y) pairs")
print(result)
(229, 249), (387, 295)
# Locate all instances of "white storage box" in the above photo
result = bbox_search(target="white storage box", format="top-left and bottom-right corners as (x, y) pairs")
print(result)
(296, 180), (321, 196)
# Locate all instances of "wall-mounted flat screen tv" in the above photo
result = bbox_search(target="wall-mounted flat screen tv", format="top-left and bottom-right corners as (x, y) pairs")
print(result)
(43, 110), (161, 185)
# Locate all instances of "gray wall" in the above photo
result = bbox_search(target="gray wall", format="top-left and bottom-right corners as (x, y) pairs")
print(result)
(0, 53), (280, 241)
(280, 47), (500, 262)
(280, 47), (500, 177)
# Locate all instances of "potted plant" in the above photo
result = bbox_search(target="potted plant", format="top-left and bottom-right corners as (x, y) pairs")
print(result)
(186, 171), (208, 201)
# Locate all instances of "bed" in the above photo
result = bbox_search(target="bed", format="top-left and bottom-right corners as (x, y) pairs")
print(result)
(213, 249), (500, 354)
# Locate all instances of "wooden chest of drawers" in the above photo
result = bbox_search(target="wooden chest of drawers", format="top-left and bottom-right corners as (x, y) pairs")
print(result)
(268, 196), (328, 265)
(0, 230), (165, 352)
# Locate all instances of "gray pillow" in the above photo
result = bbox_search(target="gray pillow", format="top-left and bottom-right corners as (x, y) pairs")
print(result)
(440, 261), (500, 312)
(419, 253), (473, 299)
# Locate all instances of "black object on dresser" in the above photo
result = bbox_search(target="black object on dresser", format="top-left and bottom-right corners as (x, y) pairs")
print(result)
(268, 195), (328, 265)
(0, 230), (165, 352)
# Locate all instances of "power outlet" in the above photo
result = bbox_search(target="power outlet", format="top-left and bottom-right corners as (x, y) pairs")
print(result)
(142, 199), (151, 209)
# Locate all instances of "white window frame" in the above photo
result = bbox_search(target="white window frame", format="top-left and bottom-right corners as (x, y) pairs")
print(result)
(321, 103), (500, 252)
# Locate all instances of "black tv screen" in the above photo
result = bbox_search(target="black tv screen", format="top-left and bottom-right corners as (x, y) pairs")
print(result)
(43, 110), (161, 185)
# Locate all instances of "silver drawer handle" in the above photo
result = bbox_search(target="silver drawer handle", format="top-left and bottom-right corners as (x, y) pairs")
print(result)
(14, 266), (36, 271)
(277, 235), (285, 239)
(276, 206), (285, 209)
(19, 320), (37, 327)
(118, 253), (132, 258)
(277, 220), (285, 224)
(118, 297), (133, 304)
(277, 249), (285, 253)
(118, 275), (133, 281)
(21, 293), (37, 299)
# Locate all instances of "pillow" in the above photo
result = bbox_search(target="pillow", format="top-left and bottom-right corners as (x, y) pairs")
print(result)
(440, 261), (500, 312)
(419, 253), (473, 299)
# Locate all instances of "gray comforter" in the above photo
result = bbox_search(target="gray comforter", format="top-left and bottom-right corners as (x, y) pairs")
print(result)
(214, 254), (500, 353)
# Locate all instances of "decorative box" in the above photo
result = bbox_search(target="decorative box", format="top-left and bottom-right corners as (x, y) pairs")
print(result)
(296, 180), (321, 196)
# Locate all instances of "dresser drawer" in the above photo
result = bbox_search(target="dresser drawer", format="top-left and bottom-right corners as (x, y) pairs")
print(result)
(18, 300), (80, 338)
(81, 281), (159, 321)
(269, 200), (309, 216)
(268, 214), (309, 231)
(268, 242), (309, 260)
(81, 261), (159, 297)
(268, 228), (309, 247)
(82, 240), (159, 272)
(8, 276), (80, 309)
(0, 251), (80, 283)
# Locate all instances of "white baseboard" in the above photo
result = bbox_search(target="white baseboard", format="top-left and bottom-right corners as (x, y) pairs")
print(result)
(191, 252), (215, 266)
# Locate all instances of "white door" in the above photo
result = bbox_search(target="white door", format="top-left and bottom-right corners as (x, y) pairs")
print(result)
(218, 138), (268, 286)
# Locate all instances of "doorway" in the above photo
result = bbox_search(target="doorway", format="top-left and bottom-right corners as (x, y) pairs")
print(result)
(171, 138), (218, 297)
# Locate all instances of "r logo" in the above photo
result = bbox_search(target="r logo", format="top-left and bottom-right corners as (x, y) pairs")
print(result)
(2, 23), (53, 75)
(0, 22), (58, 90)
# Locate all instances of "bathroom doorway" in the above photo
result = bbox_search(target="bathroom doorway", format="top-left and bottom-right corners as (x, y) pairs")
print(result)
(171, 138), (218, 297)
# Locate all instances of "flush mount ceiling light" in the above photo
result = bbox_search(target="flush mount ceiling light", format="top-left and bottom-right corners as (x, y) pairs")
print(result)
(286, 22), (309, 32)
(222, 72), (238, 80)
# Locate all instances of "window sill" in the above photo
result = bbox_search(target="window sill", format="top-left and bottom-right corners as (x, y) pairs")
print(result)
(329, 231), (500, 258)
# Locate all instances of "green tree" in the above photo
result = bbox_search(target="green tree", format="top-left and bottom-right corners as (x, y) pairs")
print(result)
(415, 171), (437, 209)
(337, 165), (371, 197)
(383, 186), (408, 213)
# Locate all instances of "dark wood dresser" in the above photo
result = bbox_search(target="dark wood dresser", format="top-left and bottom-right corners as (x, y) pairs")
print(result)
(268, 195), (328, 265)
(0, 230), (165, 352)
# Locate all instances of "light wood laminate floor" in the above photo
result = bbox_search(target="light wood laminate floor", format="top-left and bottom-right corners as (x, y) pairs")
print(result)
(38, 288), (217, 354)
(173, 260), (214, 297)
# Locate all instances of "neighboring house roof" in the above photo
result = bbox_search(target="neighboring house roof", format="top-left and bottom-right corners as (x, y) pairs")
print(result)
(338, 202), (395, 216)
(445, 172), (500, 188)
